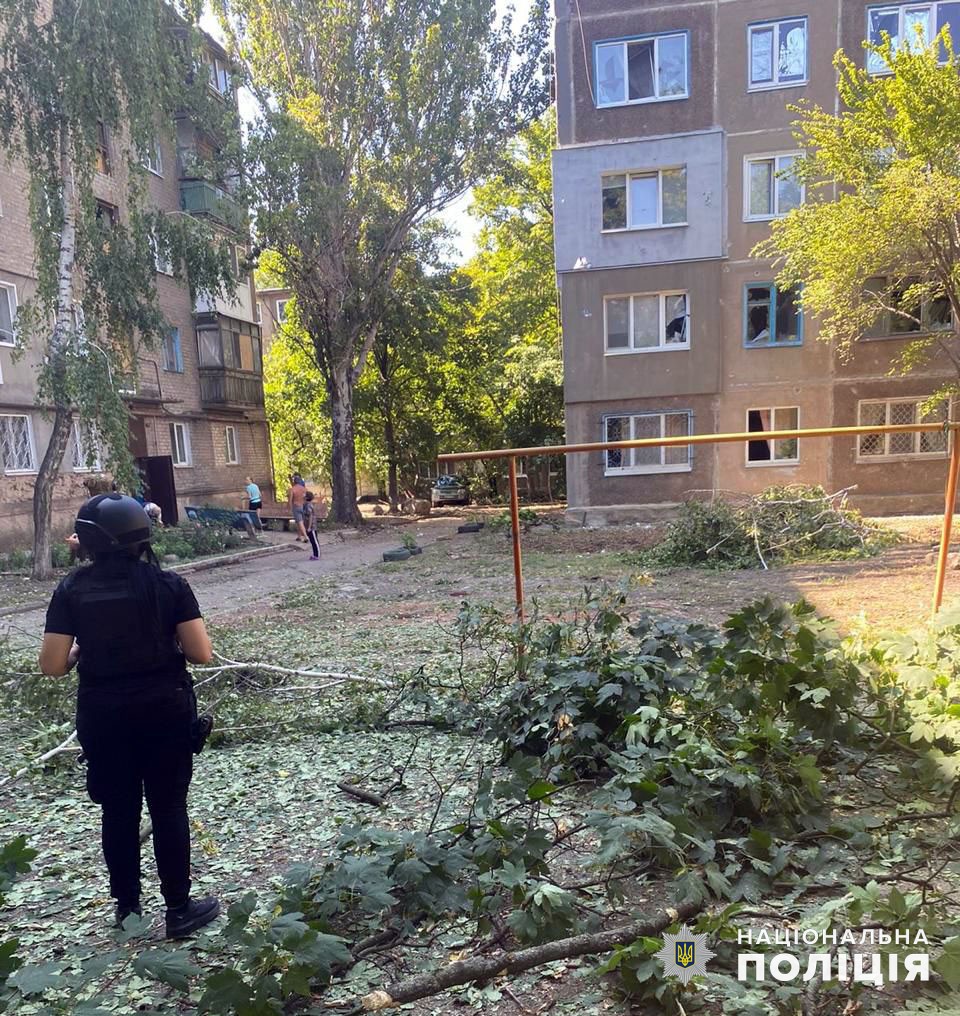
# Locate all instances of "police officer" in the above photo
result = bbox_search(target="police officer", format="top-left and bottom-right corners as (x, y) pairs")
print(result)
(39, 494), (220, 938)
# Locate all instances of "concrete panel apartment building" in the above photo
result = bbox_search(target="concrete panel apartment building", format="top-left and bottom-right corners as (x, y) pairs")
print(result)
(553, 0), (958, 521)
(0, 32), (273, 549)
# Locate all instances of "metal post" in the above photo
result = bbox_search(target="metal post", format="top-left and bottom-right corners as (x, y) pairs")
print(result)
(933, 425), (960, 615)
(508, 456), (525, 622)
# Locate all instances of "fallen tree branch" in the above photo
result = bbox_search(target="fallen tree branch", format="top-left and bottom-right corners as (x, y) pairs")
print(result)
(337, 781), (389, 807)
(0, 730), (79, 788)
(196, 652), (396, 690)
(360, 899), (704, 1010)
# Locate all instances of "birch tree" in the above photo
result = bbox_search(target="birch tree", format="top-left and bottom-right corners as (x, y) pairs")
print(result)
(218, 0), (550, 523)
(0, 0), (234, 577)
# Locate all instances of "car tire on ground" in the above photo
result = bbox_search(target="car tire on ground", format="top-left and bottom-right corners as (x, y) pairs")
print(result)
(457, 523), (482, 534)
(382, 548), (411, 562)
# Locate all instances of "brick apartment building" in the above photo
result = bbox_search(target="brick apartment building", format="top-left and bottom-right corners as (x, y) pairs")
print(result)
(553, 0), (958, 521)
(0, 32), (273, 550)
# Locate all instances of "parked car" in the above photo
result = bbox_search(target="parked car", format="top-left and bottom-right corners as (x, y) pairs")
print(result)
(431, 475), (470, 507)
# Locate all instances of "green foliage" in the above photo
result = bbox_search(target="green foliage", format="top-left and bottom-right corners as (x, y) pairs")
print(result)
(756, 28), (960, 391)
(150, 522), (244, 562)
(635, 486), (895, 570)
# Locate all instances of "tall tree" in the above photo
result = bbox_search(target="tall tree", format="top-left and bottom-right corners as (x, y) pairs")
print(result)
(217, 0), (550, 523)
(0, 0), (233, 577)
(757, 29), (960, 404)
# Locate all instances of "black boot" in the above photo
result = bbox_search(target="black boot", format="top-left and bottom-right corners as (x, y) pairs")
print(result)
(165, 896), (220, 939)
(114, 904), (142, 928)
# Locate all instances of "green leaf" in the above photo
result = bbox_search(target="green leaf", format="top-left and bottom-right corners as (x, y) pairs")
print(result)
(526, 779), (557, 801)
(9, 961), (61, 996)
(133, 948), (201, 992)
(199, 968), (254, 1013)
(937, 937), (960, 991)
(0, 938), (22, 984)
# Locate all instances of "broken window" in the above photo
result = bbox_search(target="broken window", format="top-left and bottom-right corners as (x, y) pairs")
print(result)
(604, 292), (690, 352)
(746, 154), (803, 219)
(745, 285), (801, 346)
(601, 168), (686, 230)
(749, 18), (808, 88)
(604, 411), (692, 474)
(595, 32), (687, 107)
(747, 407), (800, 463)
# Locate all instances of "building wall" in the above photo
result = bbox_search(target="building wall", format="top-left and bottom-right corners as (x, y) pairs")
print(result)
(554, 0), (957, 517)
(0, 35), (276, 552)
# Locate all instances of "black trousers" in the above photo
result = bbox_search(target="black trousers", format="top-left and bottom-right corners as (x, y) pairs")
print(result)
(76, 677), (195, 910)
(307, 529), (319, 556)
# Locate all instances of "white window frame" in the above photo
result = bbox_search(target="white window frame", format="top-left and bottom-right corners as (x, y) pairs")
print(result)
(276, 298), (289, 323)
(71, 421), (104, 473)
(744, 153), (805, 221)
(602, 411), (693, 476)
(0, 414), (37, 474)
(601, 168), (687, 232)
(603, 291), (691, 354)
(867, 3), (960, 73)
(747, 17), (809, 90)
(224, 425), (240, 465)
(594, 31), (689, 108)
(745, 407), (801, 466)
(856, 398), (949, 460)
(169, 421), (192, 467)
(0, 282), (17, 346)
(151, 229), (173, 275)
(861, 276), (954, 339)
(141, 137), (163, 176)
(255, 300), (263, 325)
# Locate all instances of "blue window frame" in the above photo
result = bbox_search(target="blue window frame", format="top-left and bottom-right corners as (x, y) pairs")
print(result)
(593, 31), (689, 108)
(602, 410), (693, 475)
(743, 284), (802, 347)
(163, 326), (184, 372)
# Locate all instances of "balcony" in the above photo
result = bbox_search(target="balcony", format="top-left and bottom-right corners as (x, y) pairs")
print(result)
(199, 366), (264, 409)
(179, 179), (243, 231)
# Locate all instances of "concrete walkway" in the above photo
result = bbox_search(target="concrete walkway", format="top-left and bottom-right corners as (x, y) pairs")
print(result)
(0, 516), (464, 647)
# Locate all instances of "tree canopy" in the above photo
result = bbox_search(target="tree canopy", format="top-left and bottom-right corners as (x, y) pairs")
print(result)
(757, 29), (960, 400)
(217, 0), (550, 522)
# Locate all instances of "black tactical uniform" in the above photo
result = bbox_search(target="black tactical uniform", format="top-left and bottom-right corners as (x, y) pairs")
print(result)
(44, 494), (218, 937)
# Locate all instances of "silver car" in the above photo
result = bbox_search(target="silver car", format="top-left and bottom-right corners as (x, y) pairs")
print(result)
(431, 475), (470, 507)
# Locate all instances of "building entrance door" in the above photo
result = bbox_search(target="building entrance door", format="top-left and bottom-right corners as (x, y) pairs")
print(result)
(137, 455), (178, 525)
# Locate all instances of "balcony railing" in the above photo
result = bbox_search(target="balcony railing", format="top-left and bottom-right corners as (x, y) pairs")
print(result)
(179, 179), (243, 231)
(199, 366), (264, 408)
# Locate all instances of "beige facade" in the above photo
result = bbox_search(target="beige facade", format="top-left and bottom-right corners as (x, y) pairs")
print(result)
(0, 35), (274, 550)
(553, 0), (956, 519)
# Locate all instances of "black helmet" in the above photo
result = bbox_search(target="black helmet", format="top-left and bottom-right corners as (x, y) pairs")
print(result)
(75, 493), (152, 555)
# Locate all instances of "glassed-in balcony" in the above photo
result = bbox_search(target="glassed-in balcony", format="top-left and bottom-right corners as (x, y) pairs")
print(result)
(196, 317), (264, 409)
(179, 179), (243, 231)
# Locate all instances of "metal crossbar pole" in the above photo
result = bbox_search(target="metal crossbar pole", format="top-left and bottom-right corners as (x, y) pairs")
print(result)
(438, 422), (960, 621)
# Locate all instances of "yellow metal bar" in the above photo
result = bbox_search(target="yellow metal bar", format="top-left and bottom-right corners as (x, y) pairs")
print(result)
(437, 422), (954, 463)
(933, 430), (960, 615)
(508, 457), (525, 623)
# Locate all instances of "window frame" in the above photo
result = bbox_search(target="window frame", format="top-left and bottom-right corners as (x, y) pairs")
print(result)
(747, 16), (809, 91)
(95, 121), (111, 175)
(71, 421), (103, 473)
(0, 281), (17, 346)
(745, 406), (801, 466)
(743, 153), (805, 221)
(0, 413), (37, 474)
(743, 283), (804, 348)
(255, 300), (263, 325)
(224, 425), (240, 465)
(603, 291), (691, 354)
(601, 167), (688, 233)
(856, 397), (949, 460)
(141, 137), (163, 176)
(162, 326), (184, 373)
(276, 298), (289, 323)
(861, 276), (954, 339)
(866, 3), (960, 73)
(601, 410), (694, 476)
(593, 30), (690, 109)
(169, 421), (192, 468)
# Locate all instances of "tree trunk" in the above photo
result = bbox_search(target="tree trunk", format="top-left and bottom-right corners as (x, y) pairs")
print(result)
(32, 137), (77, 581)
(328, 361), (362, 525)
(384, 412), (399, 513)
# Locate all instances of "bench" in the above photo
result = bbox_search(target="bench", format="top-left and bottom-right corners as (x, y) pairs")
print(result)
(184, 505), (262, 536)
(258, 513), (294, 532)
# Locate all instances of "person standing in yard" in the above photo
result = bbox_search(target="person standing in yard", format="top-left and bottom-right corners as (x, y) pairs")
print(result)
(38, 493), (220, 939)
(244, 476), (262, 521)
(303, 490), (320, 560)
(288, 474), (307, 543)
